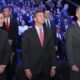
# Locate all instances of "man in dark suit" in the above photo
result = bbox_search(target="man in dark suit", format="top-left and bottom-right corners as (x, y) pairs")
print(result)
(3, 6), (18, 52)
(2, 6), (18, 80)
(22, 10), (56, 80)
(44, 9), (57, 50)
(66, 7), (80, 80)
(0, 11), (10, 80)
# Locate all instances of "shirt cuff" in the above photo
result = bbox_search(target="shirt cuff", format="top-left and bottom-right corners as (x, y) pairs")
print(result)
(24, 69), (30, 72)
(52, 66), (56, 68)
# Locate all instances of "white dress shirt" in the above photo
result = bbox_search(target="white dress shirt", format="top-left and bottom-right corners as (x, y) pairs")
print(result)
(77, 20), (80, 26)
(35, 25), (44, 38)
(5, 17), (10, 25)
(56, 33), (62, 40)
(45, 19), (51, 28)
(65, 25), (68, 31)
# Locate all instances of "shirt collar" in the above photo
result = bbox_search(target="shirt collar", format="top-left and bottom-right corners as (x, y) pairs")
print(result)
(5, 17), (10, 23)
(35, 25), (43, 30)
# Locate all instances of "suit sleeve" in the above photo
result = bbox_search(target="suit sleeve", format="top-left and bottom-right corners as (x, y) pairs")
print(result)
(50, 31), (56, 67)
(22, 31), (30, 70)
(66, 26), (75, 66)
(2, 33), (11, 65)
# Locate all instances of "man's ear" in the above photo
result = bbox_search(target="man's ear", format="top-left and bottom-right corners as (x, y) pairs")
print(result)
(76, 12), (78, 18)
(34, 17), (36, 22)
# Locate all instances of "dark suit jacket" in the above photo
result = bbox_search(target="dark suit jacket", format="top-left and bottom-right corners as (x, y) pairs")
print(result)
(22, 26), (56, 74)
(3, 17), (18, 51)
(44, 20), (57, 46)
(0, 29), (10, 65)
(66, 23), (80, 67)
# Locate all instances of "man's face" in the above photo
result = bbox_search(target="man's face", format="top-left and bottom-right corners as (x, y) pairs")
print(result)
(3, 8), (11, 17)
(0, 13), (4, 26)
(34, 12), (45, 25)
(44, 10), (50, 19)
(76, 8), (80, 19)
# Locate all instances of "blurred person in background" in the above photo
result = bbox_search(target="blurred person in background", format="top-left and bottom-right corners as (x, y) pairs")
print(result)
(2, 6), (18, 80)
(0, 11), (10, 80)
(61, 4), (73, 22)
(44, 9), (57, 49)
(66, 7), (80, 80)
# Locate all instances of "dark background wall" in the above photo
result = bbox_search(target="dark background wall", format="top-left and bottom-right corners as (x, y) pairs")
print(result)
(71, 0), (80, 5)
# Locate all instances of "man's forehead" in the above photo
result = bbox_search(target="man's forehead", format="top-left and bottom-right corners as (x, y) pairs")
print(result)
(3, 8), (10, 11)
(45, 10), (50, 13)
(36, 12), (44, 16)
(36, 12), (44, 14)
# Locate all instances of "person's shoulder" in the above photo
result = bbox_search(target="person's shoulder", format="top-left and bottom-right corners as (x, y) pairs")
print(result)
(0, 29), (8, 37)
(0, 29), (7, 33)
(10, 17), (17, 23)
(68, 22), (77, 30)
(66, 23), (76, 34)
(23, 27), (34, 36)
(25, 27), (33, 32)
(45, 27), (53, 35)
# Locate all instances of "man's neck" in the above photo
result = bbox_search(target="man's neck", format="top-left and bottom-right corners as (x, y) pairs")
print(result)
(0, 24), (3, 27)
(77, 19), (80, 21)
(5, 17), (10, 19)
(35, 23), (43, 28)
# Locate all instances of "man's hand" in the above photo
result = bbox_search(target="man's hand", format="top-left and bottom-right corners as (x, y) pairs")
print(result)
(50, 67), (56, 78)
(0, 65), (5, 74)
(71, 64), (79, 72)
(55, 46), (58, 51)
(25, 69), (32, 79)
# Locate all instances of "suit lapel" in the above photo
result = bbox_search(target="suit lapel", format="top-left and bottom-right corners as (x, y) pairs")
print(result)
(32, 27), (42, 48)
(43, 26), (49, 47)
(9, 18), (12, 29)
(72, 23), (80, 41)
(75, 23), (80, 35)
(32, 26), (49, 48)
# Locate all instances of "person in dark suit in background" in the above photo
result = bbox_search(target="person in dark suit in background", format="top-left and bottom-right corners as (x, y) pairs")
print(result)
(56, 25), (65, 60)
(3, 6), (18, 52)
(66, 7), (80, 80)
(22, 10), (56, 80)
(0, 11), (10, 80)
(2, 6), (18, 80)
(44, 9), (57, 51)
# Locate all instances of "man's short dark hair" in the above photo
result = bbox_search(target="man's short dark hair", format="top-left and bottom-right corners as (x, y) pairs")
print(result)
(34, 9), (44, 18)
(0, 10), (3, 14)
(3, 6), (10, 11)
